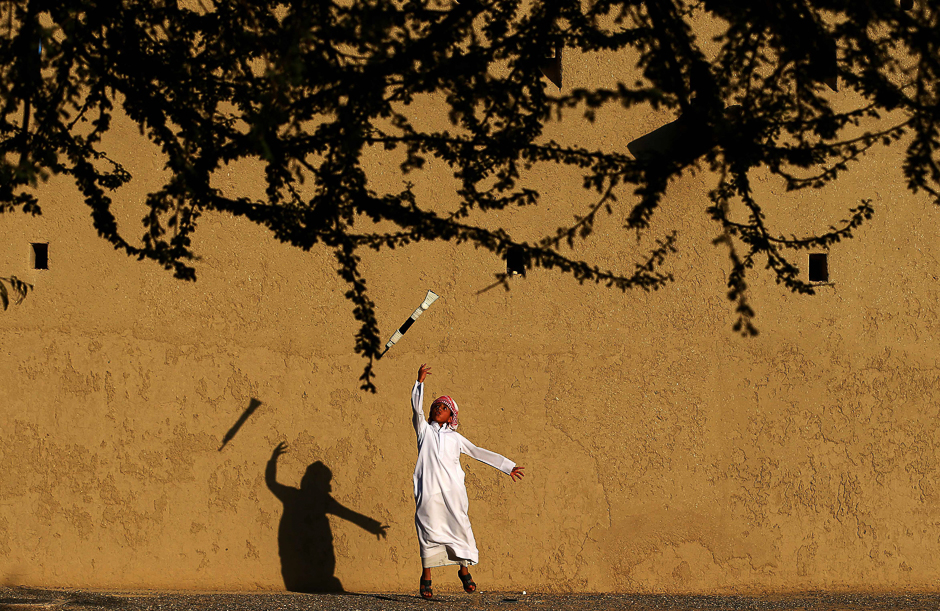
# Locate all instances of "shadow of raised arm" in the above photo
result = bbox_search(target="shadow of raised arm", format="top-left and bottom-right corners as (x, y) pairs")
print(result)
(265, 442), (293, 502)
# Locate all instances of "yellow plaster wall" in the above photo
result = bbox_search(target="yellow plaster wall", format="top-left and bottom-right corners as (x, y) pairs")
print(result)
(2, 42), (940, 594)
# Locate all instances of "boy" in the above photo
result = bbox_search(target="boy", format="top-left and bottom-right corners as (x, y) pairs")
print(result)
(410, 363), (525, 598)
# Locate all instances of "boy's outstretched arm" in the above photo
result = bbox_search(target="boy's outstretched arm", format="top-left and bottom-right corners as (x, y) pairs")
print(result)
(459, 436), (524, 481)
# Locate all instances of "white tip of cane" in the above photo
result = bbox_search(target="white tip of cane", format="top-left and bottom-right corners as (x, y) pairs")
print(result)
(422, 290), (440, 308)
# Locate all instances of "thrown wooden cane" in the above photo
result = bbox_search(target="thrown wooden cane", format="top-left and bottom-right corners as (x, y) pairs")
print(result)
(380, 290), (440, 358)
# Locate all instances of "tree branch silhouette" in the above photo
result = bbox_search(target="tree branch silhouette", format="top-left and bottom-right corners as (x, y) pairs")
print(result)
(2, 0), (938, 389)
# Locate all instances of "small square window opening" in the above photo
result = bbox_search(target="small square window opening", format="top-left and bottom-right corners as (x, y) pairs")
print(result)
(808, 253), (828, 282)
(506, 246), (527, 277)
(31, 243), (48, 270)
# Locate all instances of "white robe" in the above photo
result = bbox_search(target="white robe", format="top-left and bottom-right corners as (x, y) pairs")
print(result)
(411, 381), (515, 565)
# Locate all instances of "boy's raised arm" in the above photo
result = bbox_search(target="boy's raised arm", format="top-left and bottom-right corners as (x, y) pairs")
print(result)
(412, 363), (431, 437)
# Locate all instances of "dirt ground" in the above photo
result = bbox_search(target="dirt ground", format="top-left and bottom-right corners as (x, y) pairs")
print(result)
(4, 587), (940, 611)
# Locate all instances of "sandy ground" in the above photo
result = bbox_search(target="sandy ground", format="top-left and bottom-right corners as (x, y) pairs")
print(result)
(3, 587), (940, 611)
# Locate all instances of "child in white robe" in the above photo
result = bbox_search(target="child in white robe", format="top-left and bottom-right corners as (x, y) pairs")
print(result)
(411, 363), (525, 599)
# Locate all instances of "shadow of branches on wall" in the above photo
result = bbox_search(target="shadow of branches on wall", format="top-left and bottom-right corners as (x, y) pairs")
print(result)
(5, 1), (935, 390)
(265, 441), (388, 593)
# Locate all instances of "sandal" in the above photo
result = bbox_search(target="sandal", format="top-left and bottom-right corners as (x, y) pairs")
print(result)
(458, 570), (476, 593)
(420, 578), (433, 599)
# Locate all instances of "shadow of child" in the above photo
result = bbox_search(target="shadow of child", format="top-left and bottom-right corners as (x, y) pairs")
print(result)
(266, 442), (388, 592)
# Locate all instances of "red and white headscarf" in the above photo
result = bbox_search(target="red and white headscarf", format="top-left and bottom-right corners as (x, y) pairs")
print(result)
(430, 395), (459, 430)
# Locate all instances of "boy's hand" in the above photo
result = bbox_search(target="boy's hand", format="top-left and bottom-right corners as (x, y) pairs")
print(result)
(510, 466), (525, 481)
(417, 363), (432, 383)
